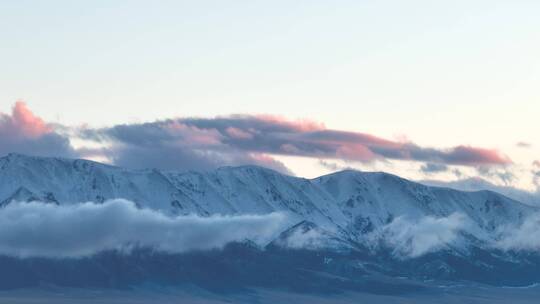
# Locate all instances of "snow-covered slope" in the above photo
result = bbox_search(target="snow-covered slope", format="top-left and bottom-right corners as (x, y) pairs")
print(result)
(313, 170), (533, 236)
(0, 153), (536, 248)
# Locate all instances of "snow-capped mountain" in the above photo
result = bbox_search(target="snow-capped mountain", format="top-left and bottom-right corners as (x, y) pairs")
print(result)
(0, 153), (535, 249)
(2, 153), (540, 288)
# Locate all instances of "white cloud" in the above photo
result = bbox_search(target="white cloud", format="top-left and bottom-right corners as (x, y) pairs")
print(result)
(5, 199), (540, 260)
(369, 213), (472, 258)
(277, 228), (326, 250)
(495, 213), (540, 252)
(0, 199), (287, 258)
(368, 212), (540, 258)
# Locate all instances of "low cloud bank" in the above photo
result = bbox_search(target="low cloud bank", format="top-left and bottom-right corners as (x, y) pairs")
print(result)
(495, 213), (540, 252)
(370, 213), (472, 258)
(4, 199), (540, 260)
(281, 229), (326, 250)
(0, 199), (287, 258)
(276, 226), (329, 250)
(369, 212), (540, 258)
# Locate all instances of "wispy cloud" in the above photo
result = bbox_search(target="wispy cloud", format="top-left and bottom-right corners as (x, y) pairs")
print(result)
(517, 142), (532, 148)
(476, 166), (516, 186)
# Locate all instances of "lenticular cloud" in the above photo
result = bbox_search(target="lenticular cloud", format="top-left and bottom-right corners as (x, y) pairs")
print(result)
(0, 199), (287, 258)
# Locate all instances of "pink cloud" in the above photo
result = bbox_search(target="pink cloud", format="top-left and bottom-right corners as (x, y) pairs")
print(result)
(225, 127), (253, 140)
(303, 130), (404, 150)
(448, 146), (512, 166)
(169, 116), (512, 167)
(165, 121), (223, 146)
(0, 101), (74, 158)
(254, 114), (325, 132)
(335, 144), (378, 162)
(1, 101), (52, 138)
(248, 153), (291, 174)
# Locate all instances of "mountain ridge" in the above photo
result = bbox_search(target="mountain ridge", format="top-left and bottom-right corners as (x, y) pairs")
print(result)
(0, 152), (527, 201)
(0, 153), (535, 244)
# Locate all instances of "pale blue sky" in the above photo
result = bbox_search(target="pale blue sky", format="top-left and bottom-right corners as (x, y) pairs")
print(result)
(1, 1), (539, 187)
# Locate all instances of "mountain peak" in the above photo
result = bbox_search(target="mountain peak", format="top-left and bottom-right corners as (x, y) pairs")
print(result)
(214, 164), (298, 179)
